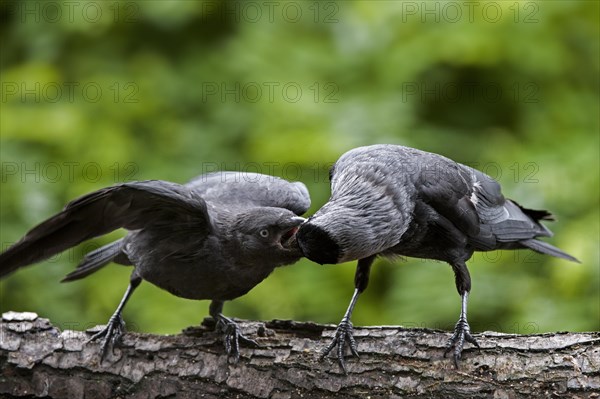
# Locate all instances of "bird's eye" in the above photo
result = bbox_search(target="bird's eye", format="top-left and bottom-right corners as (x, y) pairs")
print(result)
(259, 229), (269, 238)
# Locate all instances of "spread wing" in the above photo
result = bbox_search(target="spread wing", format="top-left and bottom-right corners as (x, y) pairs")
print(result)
(0, 180), (210, 278)
(187, 171), (311, 215)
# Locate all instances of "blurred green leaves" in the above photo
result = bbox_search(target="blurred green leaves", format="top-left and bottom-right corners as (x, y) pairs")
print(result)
(0, 0), (598, 335)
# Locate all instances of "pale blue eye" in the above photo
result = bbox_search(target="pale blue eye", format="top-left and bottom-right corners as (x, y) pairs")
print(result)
(259, 229), (269, 238)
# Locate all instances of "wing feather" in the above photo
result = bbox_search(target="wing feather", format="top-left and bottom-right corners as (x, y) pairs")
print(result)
(0, 181), (209, 277)
(187, 171), (311, 215)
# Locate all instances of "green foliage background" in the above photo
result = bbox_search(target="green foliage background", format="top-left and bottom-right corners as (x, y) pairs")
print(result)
(1, 1), (598, 336)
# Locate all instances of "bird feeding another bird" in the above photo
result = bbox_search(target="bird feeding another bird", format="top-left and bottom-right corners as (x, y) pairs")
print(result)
(0, 145), (578, 372)
(296, 144), (579, 373)
(0, 171), (310, 362)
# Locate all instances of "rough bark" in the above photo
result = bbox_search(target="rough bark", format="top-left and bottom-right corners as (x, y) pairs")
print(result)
(0, 312), (598, 399)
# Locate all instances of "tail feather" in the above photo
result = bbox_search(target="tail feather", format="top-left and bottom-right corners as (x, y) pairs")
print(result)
(507, 201), (578, 263)
(513, 201), (555, 222)
(61, 239), (127, 282)
(520, 239), (580, 263)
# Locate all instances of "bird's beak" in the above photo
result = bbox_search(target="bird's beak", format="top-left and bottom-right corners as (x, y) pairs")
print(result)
(279, 217), (306, 247)
(290, 216), (306, 226)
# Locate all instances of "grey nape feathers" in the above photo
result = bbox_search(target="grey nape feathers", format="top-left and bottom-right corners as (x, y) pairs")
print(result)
(297, 144), (578, 372)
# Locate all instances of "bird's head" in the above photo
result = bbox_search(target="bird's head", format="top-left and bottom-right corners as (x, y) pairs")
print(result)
(296, 219), (341, 264)
(296, 200), (403, 265)
(296, 202), (361, 265)
(234, 207), (306, 262)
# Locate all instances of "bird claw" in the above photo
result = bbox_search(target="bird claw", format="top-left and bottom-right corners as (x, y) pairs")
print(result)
(88, 315), (126, 362)
(320, 318), (359, 374)
(216, 316), (259, 363)
(444, 317), (479, 368)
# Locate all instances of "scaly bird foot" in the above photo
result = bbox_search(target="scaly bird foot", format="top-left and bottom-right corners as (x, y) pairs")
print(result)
(444, 317), (479, 368)
(88, 314), (126, 362)
(215, 316), (259, 363)
(320, 318), (359, 374)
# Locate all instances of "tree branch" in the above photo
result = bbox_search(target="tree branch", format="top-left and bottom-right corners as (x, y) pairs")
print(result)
(1, 312), (598, 398)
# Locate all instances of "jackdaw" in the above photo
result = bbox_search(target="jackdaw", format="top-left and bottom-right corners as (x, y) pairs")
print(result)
(0, 171), (310, 361)
(296, 144), (578, 371)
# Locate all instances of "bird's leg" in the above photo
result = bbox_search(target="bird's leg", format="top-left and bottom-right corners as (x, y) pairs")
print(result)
(321, 288), (361, 372)
(444, 261), (479, 367)
(88, 275), (141, 362)
(209, 300), (259, 363)
(321, 255), (375, 374)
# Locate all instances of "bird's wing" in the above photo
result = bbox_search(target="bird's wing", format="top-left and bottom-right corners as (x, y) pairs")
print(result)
(0, 180), (209, 277)
(187, 171), (311, 215)
(461, 167), (552, 246)
(417, 159), (482, 238)
(419, 159), (557, 251)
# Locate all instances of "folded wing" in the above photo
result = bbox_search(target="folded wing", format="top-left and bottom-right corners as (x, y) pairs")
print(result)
(187, 171), (311, 215)
(417, 163), (577, 262)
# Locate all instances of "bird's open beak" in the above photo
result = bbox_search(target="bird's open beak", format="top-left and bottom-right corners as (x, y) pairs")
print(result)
(279, 217), (306, 247)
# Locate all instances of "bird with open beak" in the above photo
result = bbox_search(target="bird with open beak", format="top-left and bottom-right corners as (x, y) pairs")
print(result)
(0, 171), (310, 362)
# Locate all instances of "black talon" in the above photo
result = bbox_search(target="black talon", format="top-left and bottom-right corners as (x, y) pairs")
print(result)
(88, 277), (140, 363)
(88, 314), (126, 362)
(320, 318), (359, 374)
(215, 315), (259, 362)
(210, 300), (259, 362)
(444, 317), (479, 368)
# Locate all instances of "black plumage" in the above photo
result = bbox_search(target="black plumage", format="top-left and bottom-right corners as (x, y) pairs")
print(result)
(297, 144), (578, 371)
(0, 171), (310, 361)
